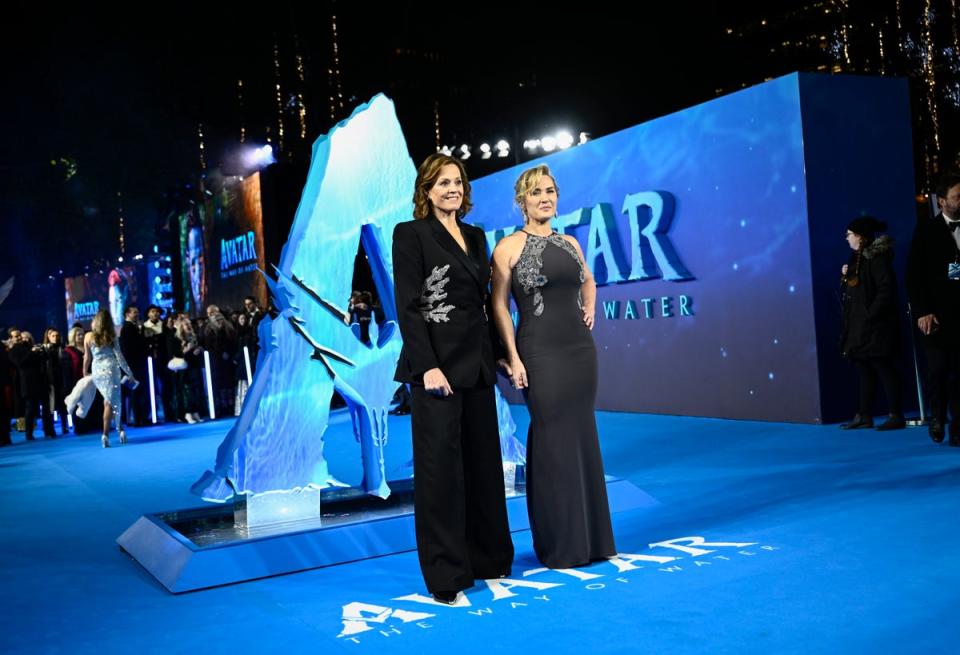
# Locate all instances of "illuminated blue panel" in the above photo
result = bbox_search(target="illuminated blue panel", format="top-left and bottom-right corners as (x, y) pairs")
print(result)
(470, 73), (914, 423)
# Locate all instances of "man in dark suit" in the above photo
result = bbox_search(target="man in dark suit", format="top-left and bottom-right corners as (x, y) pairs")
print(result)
(0, 338), (12, 446)
(242, 296), (264, 374)
(119, 305), (148, 425)
(142, 305), (171, 422)
(906, 171), (960, 446)
(393, 153), (513, 605)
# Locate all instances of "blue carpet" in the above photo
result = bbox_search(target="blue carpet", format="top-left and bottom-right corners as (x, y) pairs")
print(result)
(1, 410), (958, 654)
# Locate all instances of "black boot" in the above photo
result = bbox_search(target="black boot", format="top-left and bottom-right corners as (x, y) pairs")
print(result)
(876, 414), (906, 431)
(840, 414), (874, 430)
(949, 421), (960, 447)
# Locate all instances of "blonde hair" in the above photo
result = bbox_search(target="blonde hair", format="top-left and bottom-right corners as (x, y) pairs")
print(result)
(514, 164), (560, 220)
(175, 315), (195, 342)
(90, 309), (116, 347)
(412, 153), (473, 220)
(67, 326), (85, 347)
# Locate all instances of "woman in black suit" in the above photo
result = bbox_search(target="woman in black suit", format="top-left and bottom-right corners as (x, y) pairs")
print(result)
(393, 153), (514, 604)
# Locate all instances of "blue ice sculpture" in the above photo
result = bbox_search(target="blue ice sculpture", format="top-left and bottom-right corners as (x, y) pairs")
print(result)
(496, 386), (525, 466)
(191, 95), (412, 502)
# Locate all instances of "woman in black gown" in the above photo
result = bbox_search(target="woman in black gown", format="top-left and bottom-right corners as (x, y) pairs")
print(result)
(491, 164), (617, 568)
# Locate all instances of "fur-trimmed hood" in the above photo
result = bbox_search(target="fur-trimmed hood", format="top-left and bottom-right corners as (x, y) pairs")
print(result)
(862, 234), (894, 259)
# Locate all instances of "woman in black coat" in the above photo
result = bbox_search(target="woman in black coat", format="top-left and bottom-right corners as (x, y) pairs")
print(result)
(840, 216), (905, 430)
(393, 153), (514, 604)
(40, 328), (66, 436)
(8, 332), (47, 440)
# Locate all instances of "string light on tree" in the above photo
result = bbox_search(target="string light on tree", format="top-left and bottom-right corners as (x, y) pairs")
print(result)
(117, 191), (126, 256)
(295, 34), (308, 140)
(329, 9), (345, 121)
(952, 0), (960, 56)
(922, 0), (940, 167)
(838, 0), (851, 68)
(273, 41), (286, 156)
(876, 22), (885, 75)
(198, 122), (207, 170)
(238, 79), (246, 143)
(434, 100), (441, 152)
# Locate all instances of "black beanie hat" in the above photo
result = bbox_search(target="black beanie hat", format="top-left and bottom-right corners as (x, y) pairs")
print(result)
(847, 215), (887, 238)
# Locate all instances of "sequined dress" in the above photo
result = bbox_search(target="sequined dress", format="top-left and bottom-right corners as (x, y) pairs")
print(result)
(510, 231), (617, 568)
(91, 343), (134, 420)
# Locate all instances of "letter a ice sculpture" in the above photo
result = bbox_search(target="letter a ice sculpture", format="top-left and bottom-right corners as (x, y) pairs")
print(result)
(191, 95), (411, 509)
(191, 94), (525, 523)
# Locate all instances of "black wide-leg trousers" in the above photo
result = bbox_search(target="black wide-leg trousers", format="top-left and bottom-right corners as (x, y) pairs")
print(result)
(410, 382), (514, 594)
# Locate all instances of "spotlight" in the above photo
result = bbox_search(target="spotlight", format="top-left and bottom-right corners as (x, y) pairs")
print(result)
(541, 136), (557, 152)
(459, 144), (471, 160)
(579, 132), (590, 145)
(241, 144), (276, 170)
(556, 131), (574, 149)
(523, 139), (540, 151)
(480, 143), (491, 159)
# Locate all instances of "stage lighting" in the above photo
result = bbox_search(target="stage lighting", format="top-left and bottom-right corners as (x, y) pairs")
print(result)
(439, 145), (453, 156)
(480, 143), (491, 159)
(241, 144), (276, 171)
(579, 132), (590, 144)
(557, 131), (574, 149)
(459, 144), (471, 160)
(496, 140), (510, 158)
(523, 139), (540, 151)
(541, 136), (557, 152)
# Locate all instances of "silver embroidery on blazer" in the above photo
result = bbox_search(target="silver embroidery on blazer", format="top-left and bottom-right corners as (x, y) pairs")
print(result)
(418, 264), (455, 323)
(515, 233), (585, 316)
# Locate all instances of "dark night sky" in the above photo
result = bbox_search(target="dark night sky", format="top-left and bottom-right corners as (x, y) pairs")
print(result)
(1, 1), (848, 314)
(2, 3), (727, 239)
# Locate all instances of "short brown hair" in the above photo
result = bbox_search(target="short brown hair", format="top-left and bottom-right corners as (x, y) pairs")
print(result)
(936, 171), (960, 199)
(412, 153), (473, 220)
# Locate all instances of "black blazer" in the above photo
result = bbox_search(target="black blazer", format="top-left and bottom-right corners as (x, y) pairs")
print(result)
(906, 213), (960, 326)
(393, 215), (498, 388)
(120, 321), (147, 372)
